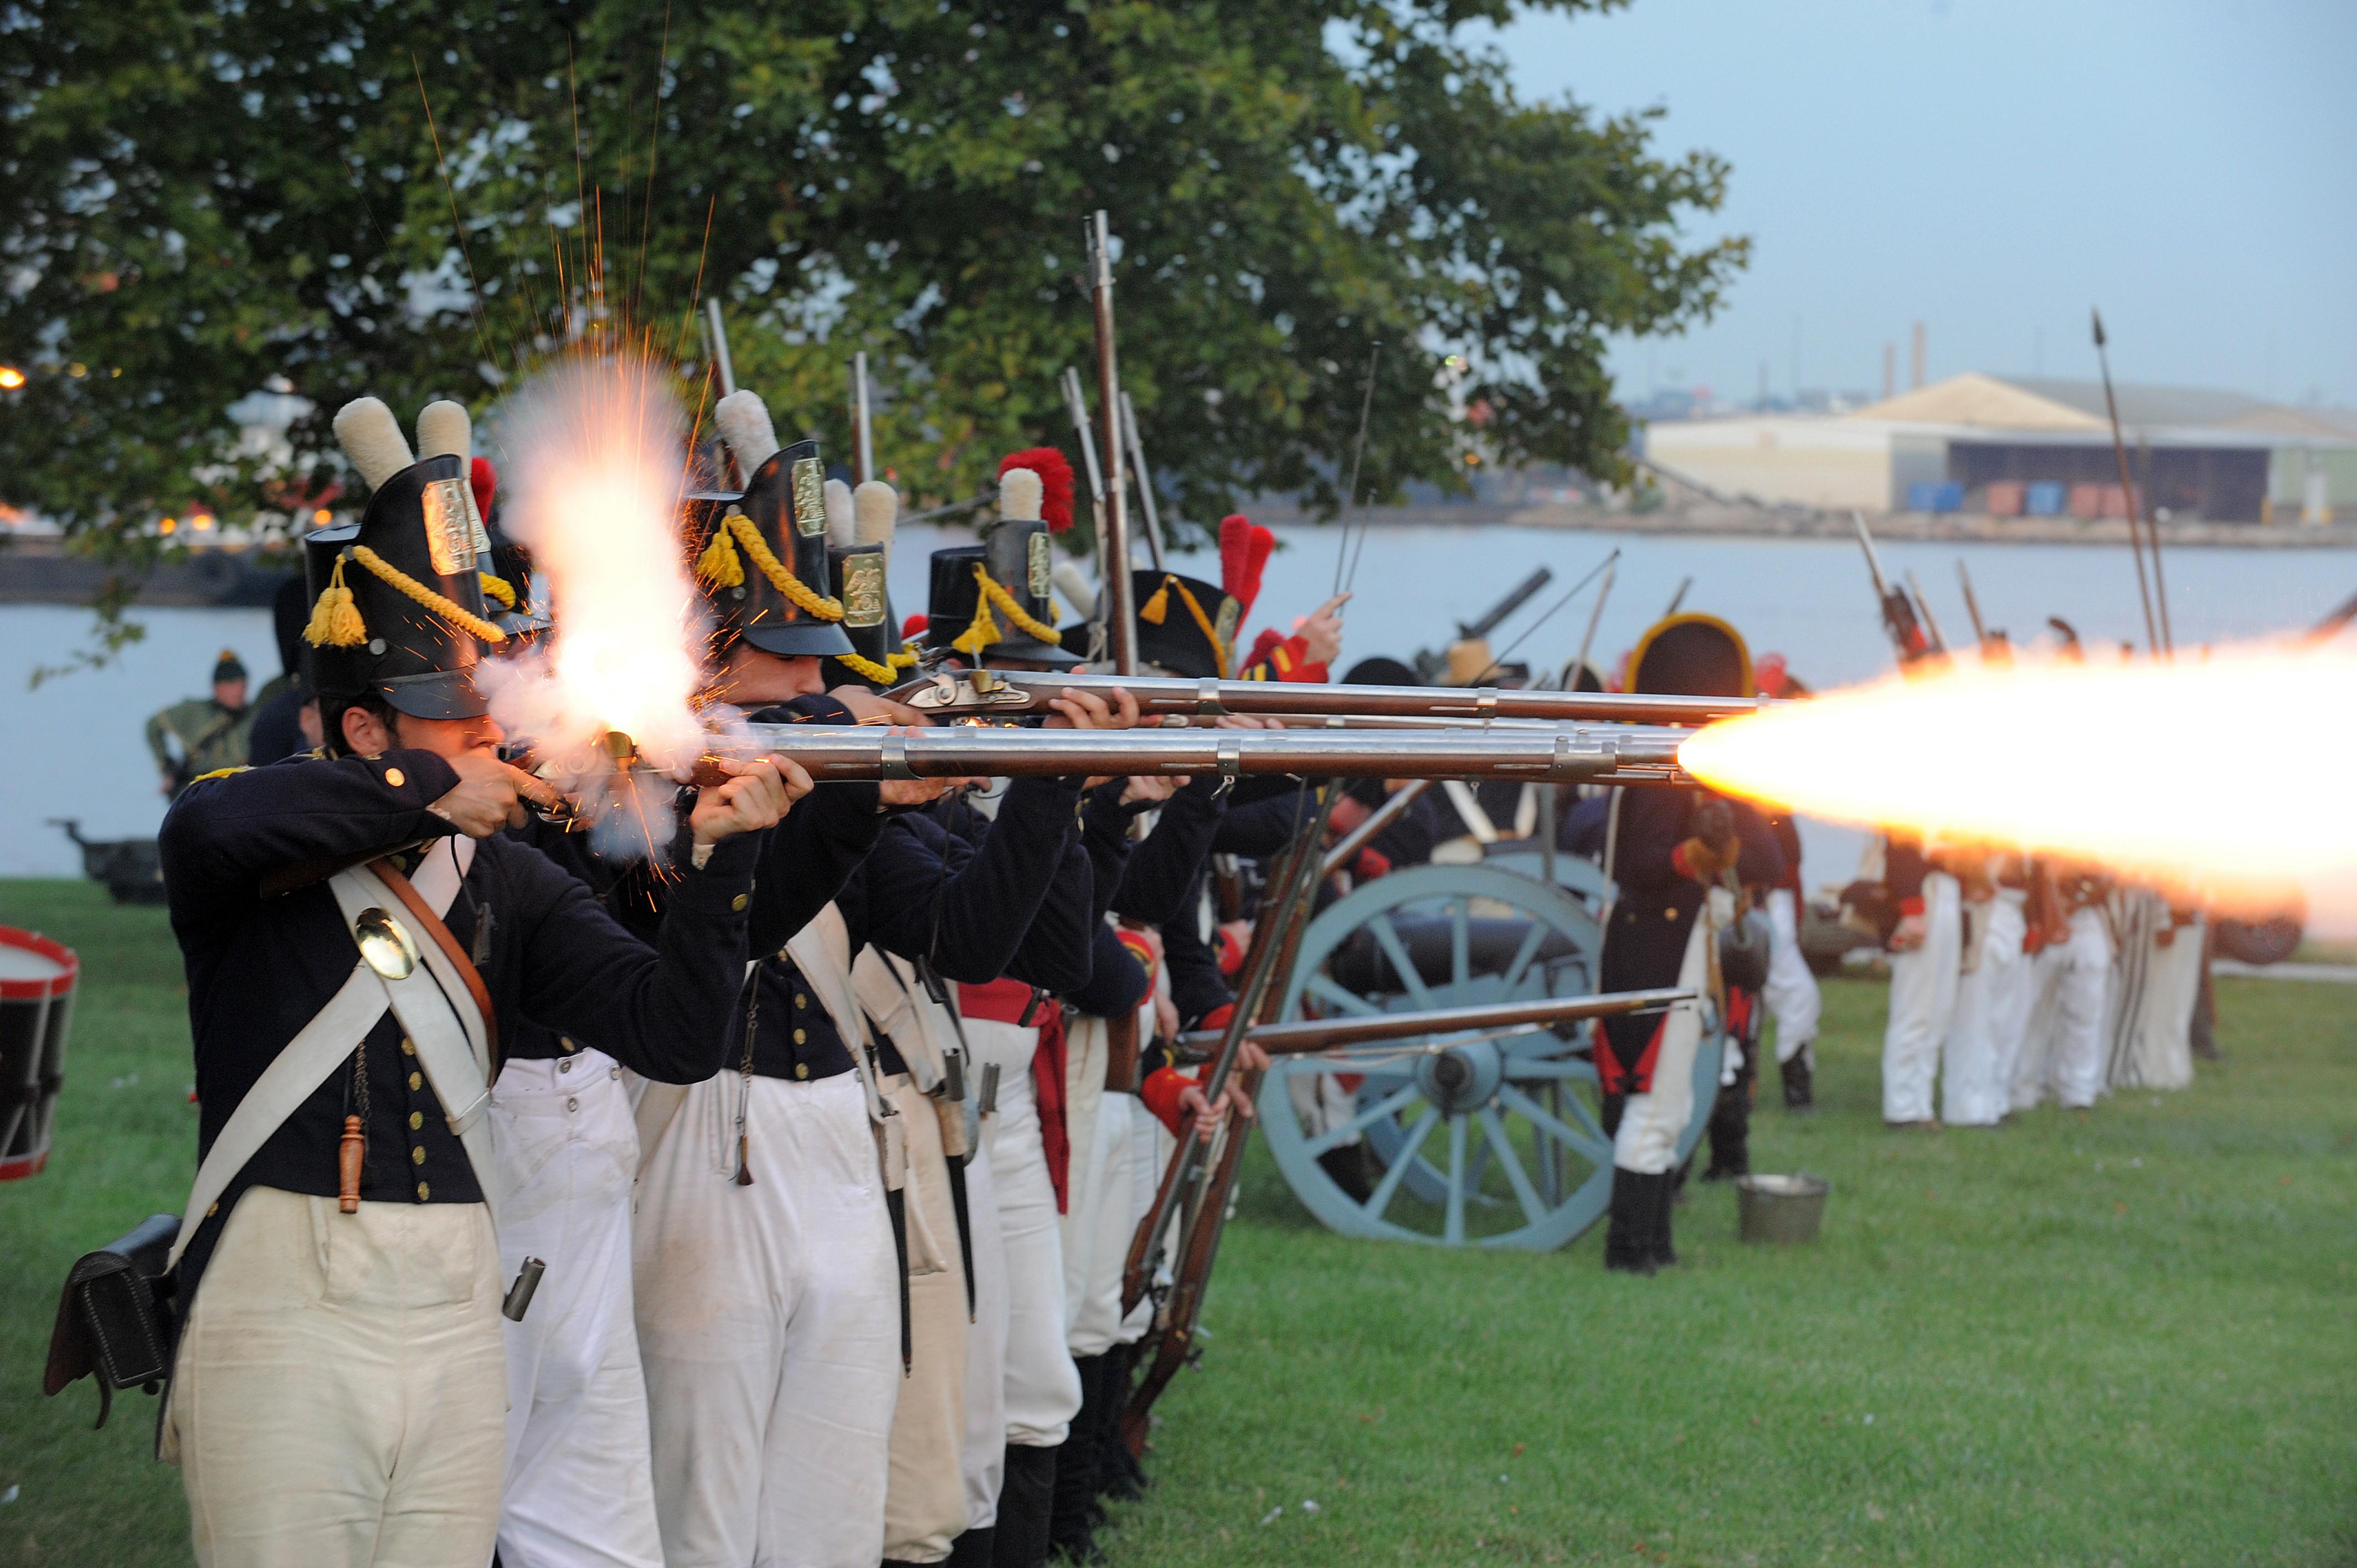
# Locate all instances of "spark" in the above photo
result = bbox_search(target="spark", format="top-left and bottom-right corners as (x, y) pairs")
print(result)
(1677, 642), (2357, 920)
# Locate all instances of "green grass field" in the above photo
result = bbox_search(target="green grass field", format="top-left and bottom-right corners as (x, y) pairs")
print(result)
(3, 878), (2352, 1566)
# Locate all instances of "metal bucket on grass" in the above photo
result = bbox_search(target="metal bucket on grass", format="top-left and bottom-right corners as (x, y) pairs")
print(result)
(1735, 1173), (1829, 1244)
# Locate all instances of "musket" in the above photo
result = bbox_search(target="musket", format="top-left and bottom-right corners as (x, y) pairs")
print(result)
(1119, 390), (1167, 572)
(1088, 212), (1139, 674)
(1119, 793), (1334, 1321)
(701, 300), (737, 398)
(635, 724), (1693, 790)
(1322, 780), (1430, 877)
(1955, 559), (1989, 646)
(1663, 576), (1692, 617)
(888, 667), (1766, 728)
(1852, 510), (1936, 666)
(1122, 791), (1335, 1451)
(1167, 987), (1692, 1064)
(850, 352), (874, 485)
(2092, 308), (2165, 656)
(2306, 586), (2357, 644)
(1902, 569), (1949, 654)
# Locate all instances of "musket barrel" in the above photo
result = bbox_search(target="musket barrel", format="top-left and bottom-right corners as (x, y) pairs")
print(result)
(1172, 986), (1693, 1060)
(701, 724), (1688, 785)
(891, 668), (1766, 726)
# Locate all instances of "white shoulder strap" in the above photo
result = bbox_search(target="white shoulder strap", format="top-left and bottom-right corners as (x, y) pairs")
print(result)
(169, 838), (482, 1270)
(785, 905), (905, 1190)
(1441, 779), (1500, 844)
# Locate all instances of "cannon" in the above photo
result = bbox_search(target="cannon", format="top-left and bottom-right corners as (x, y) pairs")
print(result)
(1253, 844), (1724, 1250)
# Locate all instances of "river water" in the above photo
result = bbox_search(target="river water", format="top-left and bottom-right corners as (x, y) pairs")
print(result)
(6, 527), (2351, 927)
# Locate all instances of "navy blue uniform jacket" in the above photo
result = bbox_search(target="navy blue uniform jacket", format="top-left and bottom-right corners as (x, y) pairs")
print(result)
(159, 750), (758, 1307)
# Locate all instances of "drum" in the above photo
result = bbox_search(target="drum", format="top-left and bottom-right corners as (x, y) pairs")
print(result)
(1, 927), (78, 1181)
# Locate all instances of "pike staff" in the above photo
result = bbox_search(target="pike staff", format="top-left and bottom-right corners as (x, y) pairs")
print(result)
(1334, 340), (1383, 597)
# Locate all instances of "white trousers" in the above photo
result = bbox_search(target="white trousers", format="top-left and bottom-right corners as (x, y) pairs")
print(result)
(2123, 915), (2202, 1091)
(964, 1016), (1083, 1447)
(1881, 871), (1962, 1123)
(491, 1050), (663, 1568)
(1059, 1009), (1160, 1358)
(634, 1071), (900, 1568)
(1940, 894), (2027, 1127)
(2013, 909), (2112, 1111)
(1119, 1095), (1173, 1345)
(1762, 888), (1823, 1063)
(957, 1120), (1010, 1531)
(1612, 897), (1718, 1175)
(880, 1074), (971, 1565)
(170, 1187), (506, 1568)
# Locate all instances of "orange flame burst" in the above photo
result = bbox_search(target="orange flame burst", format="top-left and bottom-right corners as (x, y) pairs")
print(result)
(1677, 642), (2357, 922)
(489, 354), (706, 773)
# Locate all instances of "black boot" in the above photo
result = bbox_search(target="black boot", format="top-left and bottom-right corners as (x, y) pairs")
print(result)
(1780, 1045), (1815, 1110)
(994, 1443), (1060, 1568)
(1316, 1144), (1375, 1204)
(1050, 1358), (1105, 1562)
(1095, 1344), (1147, 1503)
(1701, 1086), (1751, 1182)
(1603, 1168), (1656, 1275)
(1649, 1168), (1680, 1270)
(946, 1529), (996, 1568)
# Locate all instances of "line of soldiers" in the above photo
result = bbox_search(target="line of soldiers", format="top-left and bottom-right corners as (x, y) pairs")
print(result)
(147, 384), (1346, 1568)
(1875, 837), (2210, 1127)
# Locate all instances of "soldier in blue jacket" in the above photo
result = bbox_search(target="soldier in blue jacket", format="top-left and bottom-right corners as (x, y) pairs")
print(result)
(156, 404), (796, 1568)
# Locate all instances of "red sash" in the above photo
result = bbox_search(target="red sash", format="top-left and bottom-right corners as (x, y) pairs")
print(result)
(958, 977), (1070, 1214)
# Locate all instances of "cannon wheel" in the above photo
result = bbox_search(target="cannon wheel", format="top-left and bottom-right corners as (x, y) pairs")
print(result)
(1256, 862), (1722, 1250)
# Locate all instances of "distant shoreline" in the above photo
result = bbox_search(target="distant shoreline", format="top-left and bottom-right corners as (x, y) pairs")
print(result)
(1244, 503), (2357, 550)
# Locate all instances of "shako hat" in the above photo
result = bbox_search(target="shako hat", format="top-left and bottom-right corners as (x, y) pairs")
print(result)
(1129, 513), (1265, 679)
(926, 448), (1080, 668)
(303, 396), (508, 720)
(824, 479), (912, 690)
(689, 390), (853, 659)
(1624, 612), (1753, 699)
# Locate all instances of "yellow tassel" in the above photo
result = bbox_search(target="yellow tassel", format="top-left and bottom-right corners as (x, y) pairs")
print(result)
(951, 594), (1001, 657)
(697, 523), (745, 587)
(477, 571), (517, 608)
(1138, 580), (1171, 625)
(304, 556), (368, 647)
(835, 650), (900, 685)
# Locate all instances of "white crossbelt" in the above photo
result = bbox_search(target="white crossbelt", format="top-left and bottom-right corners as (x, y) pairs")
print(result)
(168, 838), (493, 1270)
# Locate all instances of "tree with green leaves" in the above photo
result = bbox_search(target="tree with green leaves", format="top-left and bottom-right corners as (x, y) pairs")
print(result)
(1, 0), (1744, 576)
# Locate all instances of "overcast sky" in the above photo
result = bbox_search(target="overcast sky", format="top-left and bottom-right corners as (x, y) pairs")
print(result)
(1483, 0), (2357, 409)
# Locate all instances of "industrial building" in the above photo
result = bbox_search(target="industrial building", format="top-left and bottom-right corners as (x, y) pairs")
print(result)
(1640, 372), (2357, 525)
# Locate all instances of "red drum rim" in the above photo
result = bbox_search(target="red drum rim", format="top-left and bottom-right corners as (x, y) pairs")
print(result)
(0, 927), (78, 1001)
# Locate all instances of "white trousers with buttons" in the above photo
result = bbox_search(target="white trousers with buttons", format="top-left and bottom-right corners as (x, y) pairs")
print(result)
(1882, 872), (1963, 1123)
(490, 1048), (665, 1568)
(634, 1070), (901, 1568)
(168, 1187), (506, 1568)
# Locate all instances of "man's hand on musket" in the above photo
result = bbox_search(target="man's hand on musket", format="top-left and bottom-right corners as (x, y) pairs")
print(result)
(1044, 684), (1140, 731)
(429, 749), (569, 838)
(1174, 1043), (1272, 1143)
(829, 685), (930, 728)
(876, 733), (976, 809)
(691, 757), (809, 847)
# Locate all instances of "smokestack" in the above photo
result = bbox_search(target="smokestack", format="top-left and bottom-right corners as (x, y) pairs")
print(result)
(1882, 343), (1896, 401)
(1911, 322), (1927, 390)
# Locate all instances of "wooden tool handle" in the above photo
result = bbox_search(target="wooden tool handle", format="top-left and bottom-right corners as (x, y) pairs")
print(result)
(338, 1115), (364, 1213)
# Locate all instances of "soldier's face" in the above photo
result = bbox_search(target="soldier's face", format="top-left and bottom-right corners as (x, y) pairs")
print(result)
(214, 678), (246, 708)
(340, 704), (504, 761)
(708, 644), (823, 704)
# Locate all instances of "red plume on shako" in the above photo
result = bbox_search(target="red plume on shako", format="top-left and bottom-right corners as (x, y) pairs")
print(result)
(998, 447), (1075, 533)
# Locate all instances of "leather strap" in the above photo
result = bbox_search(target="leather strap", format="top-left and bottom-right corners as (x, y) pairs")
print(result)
(369, 847), (499, 1068)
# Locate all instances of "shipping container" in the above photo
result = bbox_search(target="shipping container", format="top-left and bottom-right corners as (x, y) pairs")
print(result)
(2024, 482), (2067, 517)
(1985, 481), (2026, 517)
(1907, 480), (1965, 514)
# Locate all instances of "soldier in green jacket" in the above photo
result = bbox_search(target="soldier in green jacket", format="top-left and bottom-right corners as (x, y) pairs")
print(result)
(144, 648), (255, 796)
